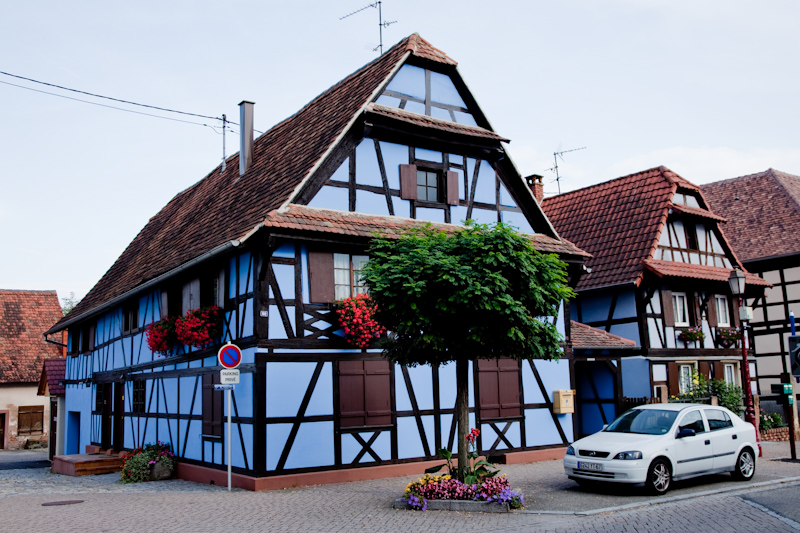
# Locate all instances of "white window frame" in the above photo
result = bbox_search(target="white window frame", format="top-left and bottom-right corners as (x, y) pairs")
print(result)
(723, 363), (737, 386)
(715, 295), (730, 327)
(673, 292), (690, 327)
(334, 253), (369, 300)
(678, 363), (695, 394)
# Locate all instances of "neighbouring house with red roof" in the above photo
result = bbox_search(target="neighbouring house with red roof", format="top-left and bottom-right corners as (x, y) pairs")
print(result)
(541, 167), (768, 437)
(702, 170), (800, 409)
(43, 34), (590, 489)
(38, 358), (67, 459)
(0, 290), (65, 450)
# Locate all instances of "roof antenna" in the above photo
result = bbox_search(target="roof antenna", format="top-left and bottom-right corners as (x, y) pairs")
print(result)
(221, 113), (227, 173)
(340, 1), (396, 55)
(546, 146), (586, 194)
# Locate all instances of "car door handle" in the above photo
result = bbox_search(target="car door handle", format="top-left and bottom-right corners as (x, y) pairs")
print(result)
(732, 434), (738, 440)
(705, 440), (710, 445)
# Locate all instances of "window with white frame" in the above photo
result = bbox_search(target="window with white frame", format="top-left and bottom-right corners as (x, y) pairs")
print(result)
(715, 295), (730, 327)
(334, 253), (369, 300)
(724, 363), (736, 386)
(679, 364), (694, 394)
(673, 292), (690, 327)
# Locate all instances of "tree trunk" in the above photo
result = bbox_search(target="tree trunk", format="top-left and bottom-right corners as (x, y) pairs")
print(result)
(456, 358), (469, 481)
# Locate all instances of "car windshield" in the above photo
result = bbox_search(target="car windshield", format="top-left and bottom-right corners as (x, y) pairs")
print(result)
(604, 409), (678, 435)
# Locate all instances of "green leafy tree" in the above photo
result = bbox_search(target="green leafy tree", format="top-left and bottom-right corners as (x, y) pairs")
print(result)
(361, 222), (574, 480)
(61, 292), (79, 316)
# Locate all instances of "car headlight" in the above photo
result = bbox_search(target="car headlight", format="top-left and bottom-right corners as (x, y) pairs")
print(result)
(566, 445), (575, 456)
(613, 451), (642, 460)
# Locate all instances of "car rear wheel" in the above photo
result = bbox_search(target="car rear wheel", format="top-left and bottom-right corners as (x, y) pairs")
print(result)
(732, 449), (755, 481)
(646, 458), (671, 495)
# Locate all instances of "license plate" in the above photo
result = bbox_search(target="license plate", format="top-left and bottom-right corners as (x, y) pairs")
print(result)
(578, 461), (603, 471)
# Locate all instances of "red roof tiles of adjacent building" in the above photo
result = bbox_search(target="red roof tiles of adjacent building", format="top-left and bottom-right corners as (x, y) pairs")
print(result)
(570, 321), (638, 349)
(541, 166), (754, 291)
(642, 259), (770, 287)
(262, 205), (589, 258)
(38, 357), (66, 396)
(701, 169), (800, 262)
(0, 290), (64, 384)
(366, 104), (509, 142)
(541, 167), (678, 290)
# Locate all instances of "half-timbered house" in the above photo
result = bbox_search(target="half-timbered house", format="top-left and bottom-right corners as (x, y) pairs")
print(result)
(702, 169), (800, 420)
(45, 34), (589, 489)
(541, 166), (769, 436)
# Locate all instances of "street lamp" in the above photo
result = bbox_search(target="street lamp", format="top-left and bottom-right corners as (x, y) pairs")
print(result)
(728, 267), (758, 433)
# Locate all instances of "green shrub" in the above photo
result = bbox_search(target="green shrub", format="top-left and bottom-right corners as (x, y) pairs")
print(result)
(120, 441), (175, 484)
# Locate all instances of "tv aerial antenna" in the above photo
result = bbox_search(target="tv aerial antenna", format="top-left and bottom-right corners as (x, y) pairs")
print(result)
(546, 146), (586, 194)
(340, 1), (397, 54)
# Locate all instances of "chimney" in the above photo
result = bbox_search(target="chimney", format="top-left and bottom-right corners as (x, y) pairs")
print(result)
(526, 174), (544, 203)
(239, 101), (255, 176)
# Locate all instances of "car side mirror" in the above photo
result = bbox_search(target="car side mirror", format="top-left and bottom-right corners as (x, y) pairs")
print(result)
(677, 428), (696, 439)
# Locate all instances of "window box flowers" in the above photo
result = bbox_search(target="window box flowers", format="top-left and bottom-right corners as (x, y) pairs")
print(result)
(716, 327), (741, 348)
(175, 305), (222, 348)
(678, 326), (705, 345)
(145, 316), (177, 356)
(335, 294), (385, 348)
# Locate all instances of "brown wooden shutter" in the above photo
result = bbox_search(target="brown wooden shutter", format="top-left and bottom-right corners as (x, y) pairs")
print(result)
(339, 361), (367, 428)
(698, 361), (711, 381)
(661, 290), (675, 327)
(713, 362), (724, 380)
(478, 359), (501, 419)
(88, 324), (95, 351)
(399, 164), (417, 200)
(706, 295), (718, 327)
(202, 373), (223, 437)
(308, 252), (335, 303)
(446, 170), (459, 205)
(733, 298), (741, 328)
(364, 361), (391, 426)
(667, 363), (680, 396)
(498, 358), (521, 417)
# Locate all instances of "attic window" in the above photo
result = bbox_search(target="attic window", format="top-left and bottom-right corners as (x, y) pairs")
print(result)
(673, 192), (700, 208)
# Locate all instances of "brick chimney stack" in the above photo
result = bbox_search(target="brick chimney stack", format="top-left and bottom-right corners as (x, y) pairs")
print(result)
(526, 174), (545, 203)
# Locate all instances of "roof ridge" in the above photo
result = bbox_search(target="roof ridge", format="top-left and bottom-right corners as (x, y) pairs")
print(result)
(406, 33), (458, 66)
(541, 165), (671, 203)
(0, 289), (58, 294)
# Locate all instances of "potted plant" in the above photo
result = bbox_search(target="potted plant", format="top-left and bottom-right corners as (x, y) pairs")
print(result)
(175, 305), (222, 348)
(716, 328), (740, 348)
(335, 294), (385, 348)
(678, 326), (705, 346)
(145, 316), (178, 356)
(120, 441), (176, 483)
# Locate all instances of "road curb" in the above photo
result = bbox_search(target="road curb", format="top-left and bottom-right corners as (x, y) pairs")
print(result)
(518, 476), (800, 516)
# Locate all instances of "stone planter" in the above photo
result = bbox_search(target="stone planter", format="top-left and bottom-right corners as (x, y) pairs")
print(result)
(393, 497), (510, 513)
(149, 458), (175, 481)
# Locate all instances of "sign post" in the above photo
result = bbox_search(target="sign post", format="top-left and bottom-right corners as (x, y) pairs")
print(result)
(218, 342), (242, 491)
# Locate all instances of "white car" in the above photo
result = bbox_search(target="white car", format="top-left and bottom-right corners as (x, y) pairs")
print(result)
(563, 403), (757, 494)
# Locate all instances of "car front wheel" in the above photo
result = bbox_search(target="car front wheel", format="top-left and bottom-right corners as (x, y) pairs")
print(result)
(646, 458), (671, 495)
(732, 449), (756, 481)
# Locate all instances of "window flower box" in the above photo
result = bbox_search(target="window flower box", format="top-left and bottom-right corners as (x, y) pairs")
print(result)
(175, 305), (222, 348)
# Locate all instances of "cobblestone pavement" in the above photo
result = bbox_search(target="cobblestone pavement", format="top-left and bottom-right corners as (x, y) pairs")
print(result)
(0, 443), (798, 532)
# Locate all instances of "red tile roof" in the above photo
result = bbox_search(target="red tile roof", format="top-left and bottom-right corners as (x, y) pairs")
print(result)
(642, 259), (770, 287)
(405, 34), (458, 66)
(570, 321), (638, 349)
(366, 104), (509, 141)
(47, 34), (557, 333)
(0, 290), (64, 384)
(542, 167), (678, 290)
(38, 357), (66, 396)
(701, 169), (800, 262)
(262, 205), (590, 258)
(542, 166), (755, 291)
(669, 203), (727, 222)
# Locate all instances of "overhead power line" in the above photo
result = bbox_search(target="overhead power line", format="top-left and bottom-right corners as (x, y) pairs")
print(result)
(0, 70), (221, 121)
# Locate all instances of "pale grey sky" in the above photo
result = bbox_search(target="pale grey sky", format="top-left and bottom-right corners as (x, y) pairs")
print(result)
(2, 1), (798, 303)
